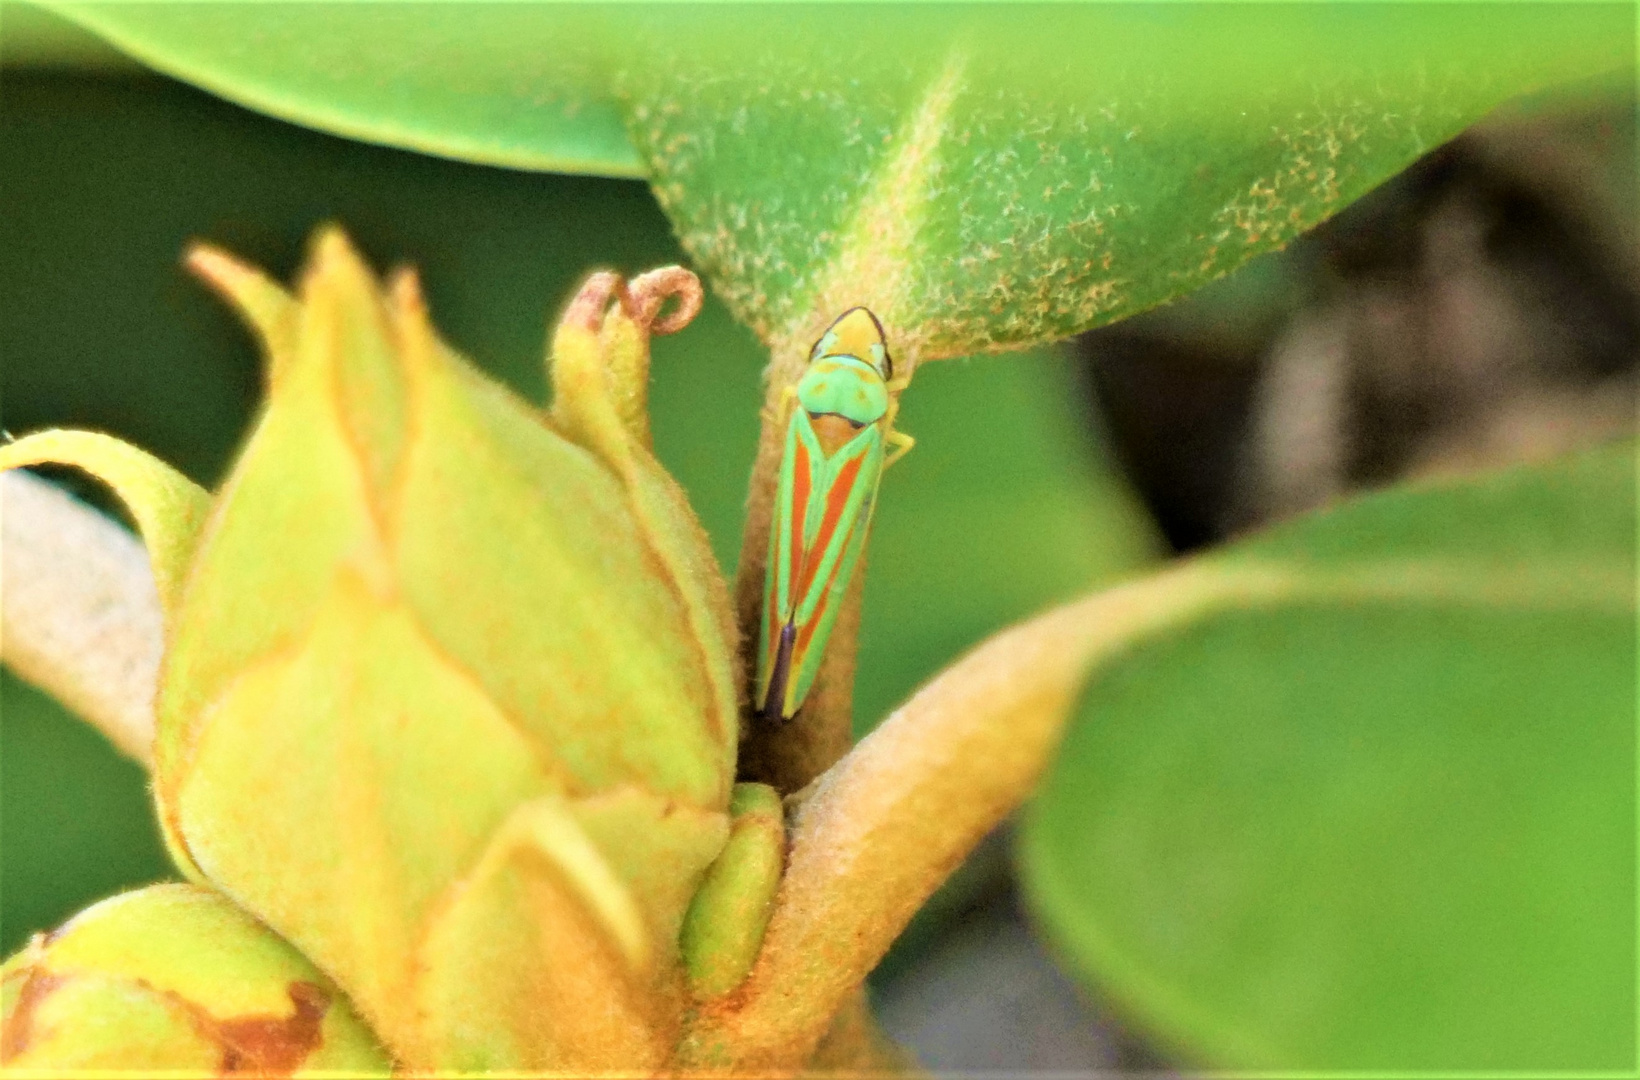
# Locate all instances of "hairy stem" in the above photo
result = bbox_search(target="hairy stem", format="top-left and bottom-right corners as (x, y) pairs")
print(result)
(732, 57), (967, 795)
(692, 562), (1294, 1070)
(0, 471), (161, 765)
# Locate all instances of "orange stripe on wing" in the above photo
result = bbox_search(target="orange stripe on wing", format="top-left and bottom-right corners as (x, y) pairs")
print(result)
(786, 437), (813, 618)
(793, 504), (867, 662)
(796, 455), (864, 604)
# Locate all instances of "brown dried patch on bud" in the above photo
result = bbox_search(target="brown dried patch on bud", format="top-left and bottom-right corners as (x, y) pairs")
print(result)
(1, 962), (63, 1060)
(192, 980), (329, 1075)
(0, 886), (390, 1073)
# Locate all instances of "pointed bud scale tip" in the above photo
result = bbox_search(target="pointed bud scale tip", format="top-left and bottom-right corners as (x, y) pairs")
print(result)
(301, 225), (381, 307)
(311, 223), (358, 267)
(562, 271), (625, 334)
(184, 243), (292, 324)
(184, 243), (297, 376)
(386, 266), (439, 372)
(388, 265), (427, 318)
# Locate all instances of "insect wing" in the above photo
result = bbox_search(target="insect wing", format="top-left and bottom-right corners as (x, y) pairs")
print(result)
(785, 423), (885, 715)
(755, 410), (826, 717)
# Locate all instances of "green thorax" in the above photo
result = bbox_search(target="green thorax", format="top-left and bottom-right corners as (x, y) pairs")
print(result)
(795, 355), (889, 428)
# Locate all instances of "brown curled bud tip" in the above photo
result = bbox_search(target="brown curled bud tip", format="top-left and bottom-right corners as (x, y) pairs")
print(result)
(564, 271), (628, 332)
(628, 267), (703, 335)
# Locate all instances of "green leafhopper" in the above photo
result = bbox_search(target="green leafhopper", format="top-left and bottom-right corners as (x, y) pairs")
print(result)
(755, 308), (913, 725)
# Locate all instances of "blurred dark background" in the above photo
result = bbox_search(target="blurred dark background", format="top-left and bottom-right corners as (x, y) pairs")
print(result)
(1, 33), (1633, 1073)
(1083, 88), (1637, 552)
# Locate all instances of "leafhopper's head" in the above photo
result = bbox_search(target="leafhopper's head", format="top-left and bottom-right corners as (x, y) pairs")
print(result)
(810, 306), (893, 380)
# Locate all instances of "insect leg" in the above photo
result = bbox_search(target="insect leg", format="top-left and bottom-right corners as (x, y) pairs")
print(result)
(883, 430), (916, 469)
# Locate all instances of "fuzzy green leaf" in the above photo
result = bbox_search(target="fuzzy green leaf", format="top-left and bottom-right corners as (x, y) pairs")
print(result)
(624, 5), (1632, 355)
(43, 3), (1631, 356)
(1022, 442), (1637, 1070)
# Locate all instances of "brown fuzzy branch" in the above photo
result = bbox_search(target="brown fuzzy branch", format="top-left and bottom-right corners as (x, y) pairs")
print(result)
(732, 59), (966, 796)
(697, 563), (1293, 1070)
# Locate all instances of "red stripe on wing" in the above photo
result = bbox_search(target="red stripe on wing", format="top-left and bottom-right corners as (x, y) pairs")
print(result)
(785, 437), (813, 618)
(796, 455), (864, 604)
(793, 500), (867, 662)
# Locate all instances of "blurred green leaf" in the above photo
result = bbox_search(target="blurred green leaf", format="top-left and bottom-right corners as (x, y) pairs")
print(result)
(0, 1), (137, 70)
(47, 3), (1631, 357)
(625, 4), (1633, 355)
(46, 1), (643, 176)
(1022, 442), (1637, 1070)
